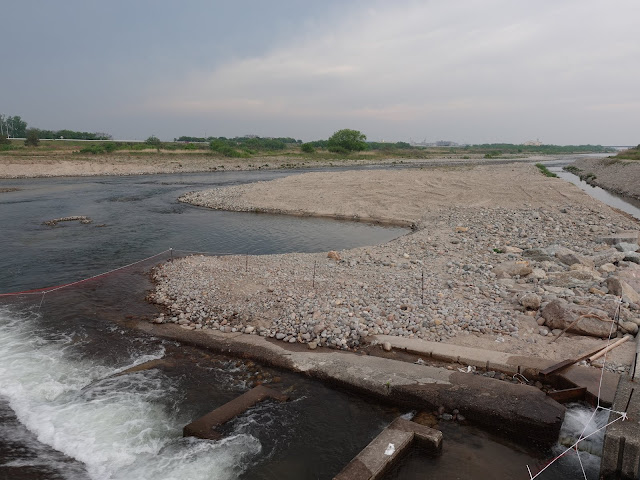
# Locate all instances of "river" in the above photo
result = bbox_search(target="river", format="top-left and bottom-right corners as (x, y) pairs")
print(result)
(0, 164), (620, 479)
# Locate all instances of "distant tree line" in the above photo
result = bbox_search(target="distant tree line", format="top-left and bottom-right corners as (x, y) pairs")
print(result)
(464, 143), (614, 154)
(0, 114), (111, 141)
(33, 129), (112, 140)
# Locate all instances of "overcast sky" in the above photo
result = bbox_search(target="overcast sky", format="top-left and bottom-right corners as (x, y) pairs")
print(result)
(3, 0), (639, 144)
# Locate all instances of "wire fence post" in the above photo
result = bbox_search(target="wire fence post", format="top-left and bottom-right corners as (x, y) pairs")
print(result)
(170, 247), (173, 260)
(312, 260), (317, 289)
(245, 252), (249, 273)
(421, 268), (424, 304)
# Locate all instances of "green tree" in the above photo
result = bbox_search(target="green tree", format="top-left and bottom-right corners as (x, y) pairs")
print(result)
(327, 129), (367, 153)
(24, 129), (40, 146)
(145, 135), (161, 146)
(0, 115), (27, 138)
(9, 116), (28, 137)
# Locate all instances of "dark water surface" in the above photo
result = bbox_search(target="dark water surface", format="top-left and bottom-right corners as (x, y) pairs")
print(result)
(0, 168), (597, 479)
(0, 170), (406, 292)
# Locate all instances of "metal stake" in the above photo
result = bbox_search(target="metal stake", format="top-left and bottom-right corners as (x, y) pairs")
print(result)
(312, 260), (317, 289)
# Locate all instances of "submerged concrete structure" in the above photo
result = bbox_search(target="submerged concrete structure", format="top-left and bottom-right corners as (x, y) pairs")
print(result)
(138, 322), (567, 447)
(333, 417), (442, 480)
(183, 385), (288, 440)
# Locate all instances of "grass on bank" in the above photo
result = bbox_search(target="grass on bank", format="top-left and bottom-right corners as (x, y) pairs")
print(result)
(615, 145), (640, 161)
(534, 163), (558, 177)
(563, 165), (597, 184)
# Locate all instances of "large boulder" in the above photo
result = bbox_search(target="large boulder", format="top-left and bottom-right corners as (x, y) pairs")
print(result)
(523, 248), (556, 263)
(492, 261), (533, 278)
(541, 300), (614, 338)
(591, 248), (625, 267)
(606, 277), (640, 305)
(519, 293), (542, 310)
(546, 266), (603, 288)
(554, 246), (594, 267)
(624, 252), (640, 264)
(614, 242), (640, 253)
(617, 263), (640, 291)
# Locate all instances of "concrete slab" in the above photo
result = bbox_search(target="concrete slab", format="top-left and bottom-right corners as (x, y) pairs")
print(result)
(333, 418), (441, 480)
(601, 375), (640, 479)
(375, 335), (622, 409)
(560, 365), (620, 407)
(394, 372), (564, 446)
(373, 335), (556, 376)
(183, 385), (288, 440)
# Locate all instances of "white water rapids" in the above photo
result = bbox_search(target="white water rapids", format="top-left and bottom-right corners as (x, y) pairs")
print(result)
(0, 306), (263, 480)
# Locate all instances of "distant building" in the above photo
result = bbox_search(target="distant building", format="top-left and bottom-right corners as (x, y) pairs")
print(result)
(523, 139), (542, 146)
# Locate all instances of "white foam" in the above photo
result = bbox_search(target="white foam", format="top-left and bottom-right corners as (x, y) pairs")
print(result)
(550, 403), (610, 477)
(0, 307), (262, 480)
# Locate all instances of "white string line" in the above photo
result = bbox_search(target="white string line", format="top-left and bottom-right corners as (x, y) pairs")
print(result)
(575, 447), (587, 480)
(528, 413), (626, 479)
(572, 299), (621, 467)
(1, 250), (171, 296)
(172, 249), (242, 256)
(527, 297), (628, 479)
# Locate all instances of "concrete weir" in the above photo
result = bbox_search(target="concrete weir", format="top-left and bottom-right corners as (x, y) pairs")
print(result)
(333, 417), (442, 480)
(137, 322), (567, 447)
(183, 385), (288, 440)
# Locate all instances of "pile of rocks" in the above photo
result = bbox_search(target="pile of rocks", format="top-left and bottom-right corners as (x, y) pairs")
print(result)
(43, 215), (92, 226)
(148, 204), (640, 351)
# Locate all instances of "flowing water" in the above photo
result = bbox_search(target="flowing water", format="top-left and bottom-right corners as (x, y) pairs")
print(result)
(0, 165), (625, 479)
(544, 158), (640, 221)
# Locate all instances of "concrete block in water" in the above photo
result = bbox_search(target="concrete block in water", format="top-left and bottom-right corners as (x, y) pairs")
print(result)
(183, 385), (288, 440)
(333, 417), (442, 480)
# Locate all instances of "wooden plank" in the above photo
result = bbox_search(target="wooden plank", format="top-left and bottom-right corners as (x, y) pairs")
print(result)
(540, 341), (610, 376)
(588, 335), (632, 362)
(548, 386), (587, 403)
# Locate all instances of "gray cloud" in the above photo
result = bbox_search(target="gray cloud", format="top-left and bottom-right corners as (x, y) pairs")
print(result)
(4, 0), (639, 144)
(139, 0), (640, 143)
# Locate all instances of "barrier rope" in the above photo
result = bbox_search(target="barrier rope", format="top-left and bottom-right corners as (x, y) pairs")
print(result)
(527, 297), (628, 480)
(0, 249), (172, 297)
(0, 248), (253, 298)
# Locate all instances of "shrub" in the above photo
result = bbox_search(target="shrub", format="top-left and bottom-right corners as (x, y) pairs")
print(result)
(79, 145), (105, 154)
(103, 142), (117, 153)
(301, 143), (315, 153)
(24, 129), (40, 147)
(145, 135), (162, 146)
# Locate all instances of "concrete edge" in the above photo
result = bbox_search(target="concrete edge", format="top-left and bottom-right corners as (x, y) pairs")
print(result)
(134, 320), (566, 446)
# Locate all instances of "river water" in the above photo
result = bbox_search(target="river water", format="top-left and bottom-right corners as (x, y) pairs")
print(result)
(0, 165), (617, 479)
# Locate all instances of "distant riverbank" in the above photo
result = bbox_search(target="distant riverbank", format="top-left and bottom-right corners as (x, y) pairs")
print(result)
(0, 152), (565, 179)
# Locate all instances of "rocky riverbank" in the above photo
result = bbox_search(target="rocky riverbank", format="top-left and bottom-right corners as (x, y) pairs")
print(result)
(149, 164), (640, 370)
(568, 157), (640, 201)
